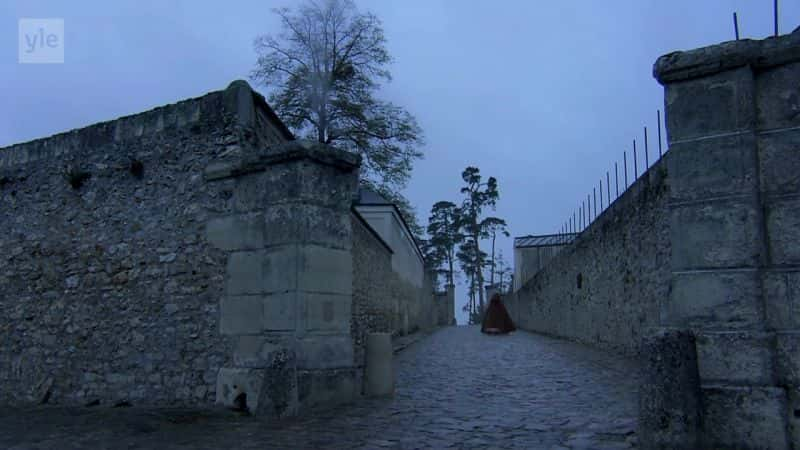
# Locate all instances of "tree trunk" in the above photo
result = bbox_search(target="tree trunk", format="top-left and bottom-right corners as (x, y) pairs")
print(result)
(447, 252), (454, 285)
(490, 231), (496, 286)
(475, 234), (485, 312)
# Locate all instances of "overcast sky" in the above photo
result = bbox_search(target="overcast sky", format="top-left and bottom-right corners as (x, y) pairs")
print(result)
(3, 1), (798, 324)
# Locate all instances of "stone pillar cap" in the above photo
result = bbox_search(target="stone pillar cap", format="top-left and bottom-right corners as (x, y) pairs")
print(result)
(205, 140), (361, 181)
(654, 27), (800, 84)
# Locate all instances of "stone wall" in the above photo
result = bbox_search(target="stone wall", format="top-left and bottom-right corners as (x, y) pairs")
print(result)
(433, 285), (455, 326)
(351, 211), (440, 373)
(512, 157), (671, 355)
(206, 140), (361, 417)
(645, 30), (800, 449)
(0, 76), (448, 417)
(512, 30), (800, 448)
(0, 80), (288, 407)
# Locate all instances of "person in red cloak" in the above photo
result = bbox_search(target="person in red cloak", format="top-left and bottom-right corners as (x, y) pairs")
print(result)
(481, 293), (516, 334)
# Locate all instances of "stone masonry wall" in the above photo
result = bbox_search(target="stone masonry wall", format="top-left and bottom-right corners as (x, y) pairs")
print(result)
(351, 212), (438, 373)
(646, 30), (800, 449)
(0, 80), (289, 407)
(351, 213), (394, 371)
(512, 158), (671, 356)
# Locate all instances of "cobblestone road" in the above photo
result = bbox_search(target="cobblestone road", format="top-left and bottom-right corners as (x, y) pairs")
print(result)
(0, 326), (641, 449)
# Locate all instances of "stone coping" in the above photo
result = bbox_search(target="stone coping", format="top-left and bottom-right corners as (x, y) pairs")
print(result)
(654, 27), (800, 84)
(204, 140), (362, 181)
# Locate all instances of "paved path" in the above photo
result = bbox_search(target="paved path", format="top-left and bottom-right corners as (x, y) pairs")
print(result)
(0, 326), (641, 449)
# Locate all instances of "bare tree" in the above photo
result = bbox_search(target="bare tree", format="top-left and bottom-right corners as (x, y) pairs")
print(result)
(252, 0), (424, 228)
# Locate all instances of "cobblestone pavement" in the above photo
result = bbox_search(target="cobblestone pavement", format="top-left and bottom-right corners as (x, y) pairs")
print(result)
(0, 326), (641, 449)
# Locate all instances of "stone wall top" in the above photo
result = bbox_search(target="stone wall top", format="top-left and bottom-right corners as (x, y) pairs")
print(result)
(0, 80), (292, 170)
(654, 27), (800, 84)
(204, 140), (362, 181)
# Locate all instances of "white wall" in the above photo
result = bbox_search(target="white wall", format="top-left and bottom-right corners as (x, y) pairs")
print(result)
(355, 205), (425, 288)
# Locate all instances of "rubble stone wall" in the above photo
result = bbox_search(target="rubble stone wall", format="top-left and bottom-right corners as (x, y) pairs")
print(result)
(511, 158), (671, 356)
(0, 80), (286, 407)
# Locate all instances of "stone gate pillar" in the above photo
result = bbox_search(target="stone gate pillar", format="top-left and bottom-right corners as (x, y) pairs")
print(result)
(204, 140), (360, 417)
(652, 31), (800, 448)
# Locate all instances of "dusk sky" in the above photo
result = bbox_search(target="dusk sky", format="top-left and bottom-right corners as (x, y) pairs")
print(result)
(3, 1), (798, 323)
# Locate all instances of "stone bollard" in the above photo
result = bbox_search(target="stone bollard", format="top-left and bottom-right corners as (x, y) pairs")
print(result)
(364, 332), (394, 397)
(638, 328), (702, 450)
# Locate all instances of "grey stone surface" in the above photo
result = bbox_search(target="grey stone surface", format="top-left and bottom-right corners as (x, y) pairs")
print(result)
(0, 79), (294, 407)
(669, 198), (762, 270)
(763, 270), (800, 330)
(225, 247), (298, 295)
(653, 27), (800, 83)
(775, 332), (800, 386)
(214, 367), (265, 412)
(766, 195), (800, 266)
(220, 296), (264, 335)
(638, 329), (701, 450)
(666, 133), (757, 202)
(350, 212), (440, 372)
(209, 139), (362, 417)
(364, 333), (394, 397)
(512, 161), (670, 356)
(297, 245), (353, 295)
(231, 335), (287, 368)
(756, 61), (800, 131)
(700, 386), (790, 449)
(303, 292), (352, 333)
(0, 327), (643, 449)
(694, 331), (775, 385)
(205, 213), (265, 251)
(297, 368), (357, 410)
(262, 202), (353, 249)
(294, 335), (354, 370)
(663, 66), (754, 142)
(653, 30), (800, 448)
(759, 129), (800, 196)
(664, 270), (762, 330)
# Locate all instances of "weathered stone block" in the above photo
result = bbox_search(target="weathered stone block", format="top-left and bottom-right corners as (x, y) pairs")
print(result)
(756, 62), (800, 131)
(763, 270), (800, 330)
(695, 331), (774, 385)
(667, 133), (757, 202)
(263, 292), (296, 331)
(670, 199), (762, 270)
(262, 204), (351, 249)
(232, 157), (357, 210)
(664, 270), (762, 330)
(296, 369), (356, 410)
(775, 332), (800, 386)
(297, 246), (352, 295)
(638, 329), (702, 450)
(215, 354), (299, 418)
(295, 336), (354, 370)
(788, 387), (800, 448)
(295, 160), (359, 210)
(220, 295), (263, 335)
(303, 292), (351, 333)
(215, 367), (264, 412)
(233, 336), (290, 368)
(226, 247), (297, 295)
(664, 66), (754, 142)
(206, 213), (264, 251)
(766, 196), (800, 266)
(758, 130), (800, 195)
(701, 386), (789, 449)
(232, 171), (277, 213)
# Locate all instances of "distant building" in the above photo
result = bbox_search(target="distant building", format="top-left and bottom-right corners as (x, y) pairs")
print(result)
(513, 233), (577, 291)
(353, 188), (425, 288)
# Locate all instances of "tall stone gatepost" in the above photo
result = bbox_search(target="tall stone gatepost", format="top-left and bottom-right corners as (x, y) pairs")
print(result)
(650, 30), (800, 448)
(204, 140), (361, 417)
